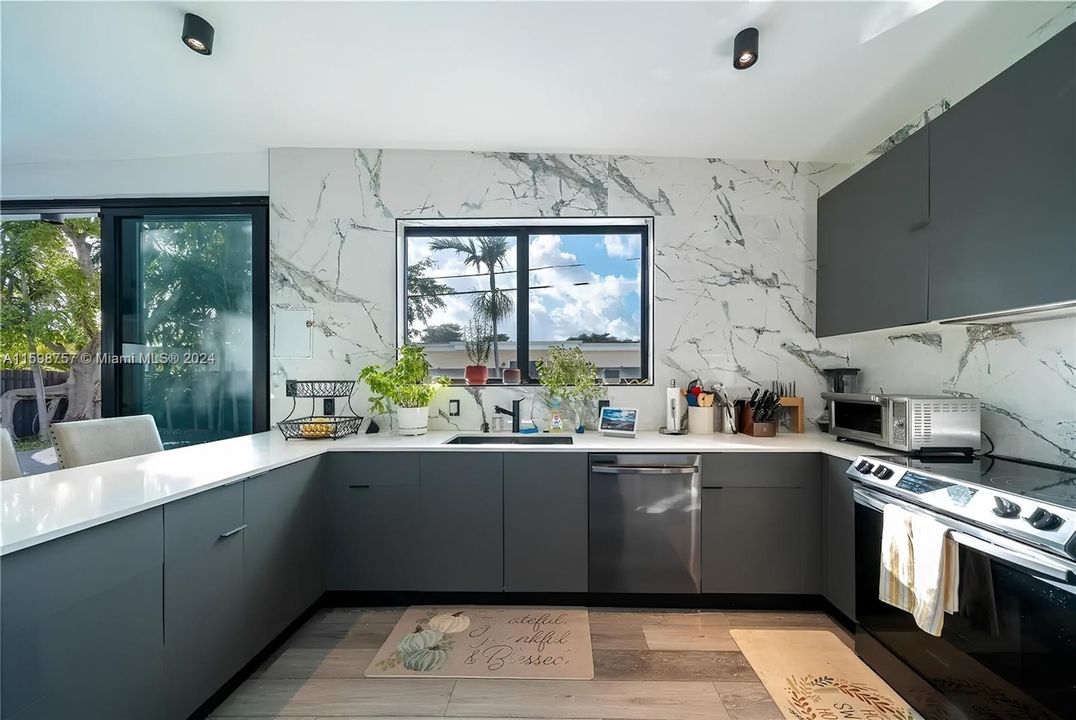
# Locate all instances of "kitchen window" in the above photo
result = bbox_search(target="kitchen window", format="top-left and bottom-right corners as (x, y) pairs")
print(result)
(398, 218), (653, 384)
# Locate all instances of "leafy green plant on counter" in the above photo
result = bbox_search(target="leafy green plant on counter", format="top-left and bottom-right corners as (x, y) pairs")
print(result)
(535, 345), (604, 408)
(359, 345), (449, 414)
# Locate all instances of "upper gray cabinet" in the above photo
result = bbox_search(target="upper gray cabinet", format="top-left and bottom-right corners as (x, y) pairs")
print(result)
(817, 24), (1075, 336)
(928, 23), (1076, 321)
(817, 127), (930, 337)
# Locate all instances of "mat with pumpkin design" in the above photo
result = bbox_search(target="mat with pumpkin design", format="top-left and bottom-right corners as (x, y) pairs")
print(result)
(364, 606), (594, 680)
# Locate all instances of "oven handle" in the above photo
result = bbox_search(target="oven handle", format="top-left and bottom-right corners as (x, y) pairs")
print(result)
(854, 486), (1076, 584)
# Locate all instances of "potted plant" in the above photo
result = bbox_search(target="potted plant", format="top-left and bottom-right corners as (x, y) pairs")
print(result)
(359, 345), (448, 435)
(463, 318), (492, 386)
(535, 345), (604, 433)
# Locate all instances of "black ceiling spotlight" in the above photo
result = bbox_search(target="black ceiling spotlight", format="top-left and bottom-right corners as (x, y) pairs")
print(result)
(39, 213), (65, 225)
(182, 12), (214, 55)
(733, 27), (759, 70)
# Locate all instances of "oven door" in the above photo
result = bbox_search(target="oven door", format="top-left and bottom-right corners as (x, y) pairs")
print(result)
(854, 486), (1076, 720)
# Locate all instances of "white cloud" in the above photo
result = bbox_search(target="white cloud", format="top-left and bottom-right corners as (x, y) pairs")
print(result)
(602, 234), (640, 260)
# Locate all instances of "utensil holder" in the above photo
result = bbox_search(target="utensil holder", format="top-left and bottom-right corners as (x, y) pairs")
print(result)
(687, 406), (714, 434)
(740, 402), (777, 437)
(779, 396), (805, 433)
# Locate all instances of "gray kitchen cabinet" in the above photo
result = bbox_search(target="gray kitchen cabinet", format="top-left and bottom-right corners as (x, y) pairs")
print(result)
(822, 455), (856, 621)
(701, 453), (821, 594)
(419, 452), (504, 592)
(504, 453), (588, 592)
(1, 509), (165, 720)
(928, 23), (1076, 321)
(244, 458), (324, 655)
(164, 482), (247, 720)
(817, 126), (930, 337)
(323, 452), (422, 591)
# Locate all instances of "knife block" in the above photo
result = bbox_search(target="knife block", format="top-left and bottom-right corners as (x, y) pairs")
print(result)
(740, 402), (777, 437)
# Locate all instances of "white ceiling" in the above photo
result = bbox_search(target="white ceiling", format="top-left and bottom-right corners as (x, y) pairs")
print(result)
(1, 1), (1071, 166)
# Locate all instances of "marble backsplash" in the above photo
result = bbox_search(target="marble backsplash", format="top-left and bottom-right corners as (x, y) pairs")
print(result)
(268, 148), (1074, 467)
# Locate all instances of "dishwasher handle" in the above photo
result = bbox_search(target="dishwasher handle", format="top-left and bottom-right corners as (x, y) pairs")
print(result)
(592, 465), (697, 475)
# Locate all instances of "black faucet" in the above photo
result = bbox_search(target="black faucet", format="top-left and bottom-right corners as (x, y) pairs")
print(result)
(494, 398), (523, 433)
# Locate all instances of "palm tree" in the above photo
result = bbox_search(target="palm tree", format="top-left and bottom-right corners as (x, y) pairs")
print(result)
(428, 236), (514, 377)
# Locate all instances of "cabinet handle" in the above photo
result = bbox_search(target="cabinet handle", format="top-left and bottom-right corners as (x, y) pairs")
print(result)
(218, 524), (247, 539)
(348, 484), (370, 489)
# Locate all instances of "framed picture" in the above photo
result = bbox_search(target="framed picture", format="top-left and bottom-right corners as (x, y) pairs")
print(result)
(599, 406), (639, 436)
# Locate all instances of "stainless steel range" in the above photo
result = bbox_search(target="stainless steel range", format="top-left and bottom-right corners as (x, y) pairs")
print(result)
(848, 454), (1076, 719)
(848, 455), (1076, 560)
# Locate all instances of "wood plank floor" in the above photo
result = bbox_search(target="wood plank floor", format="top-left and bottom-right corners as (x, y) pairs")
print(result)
(210, 607), (852, 720)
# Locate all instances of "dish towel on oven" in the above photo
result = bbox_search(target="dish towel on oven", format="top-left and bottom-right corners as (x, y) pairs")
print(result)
(879, 504), (960, 636)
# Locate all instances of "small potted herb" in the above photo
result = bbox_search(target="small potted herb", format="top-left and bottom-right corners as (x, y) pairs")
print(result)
(359, 345), (448, 435)
(463, 318), (492, 386)
(535, 345), (605, 433)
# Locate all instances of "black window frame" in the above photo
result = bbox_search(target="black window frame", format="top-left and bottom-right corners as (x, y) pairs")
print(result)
(398, 218), (653, 385)
(0, 196), (270, 435)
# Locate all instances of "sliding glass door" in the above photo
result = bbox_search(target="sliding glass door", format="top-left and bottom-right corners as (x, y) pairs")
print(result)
(102, 203), (268, 447)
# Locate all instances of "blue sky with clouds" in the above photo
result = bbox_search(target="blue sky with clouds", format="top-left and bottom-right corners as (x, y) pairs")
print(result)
(409, 232), (642, 342)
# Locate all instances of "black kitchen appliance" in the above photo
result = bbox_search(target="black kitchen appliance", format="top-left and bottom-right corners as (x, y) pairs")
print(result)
(848, 454), (1076, 719)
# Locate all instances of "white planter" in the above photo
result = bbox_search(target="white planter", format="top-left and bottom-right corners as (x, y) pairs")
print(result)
(396, 406), (430, 436)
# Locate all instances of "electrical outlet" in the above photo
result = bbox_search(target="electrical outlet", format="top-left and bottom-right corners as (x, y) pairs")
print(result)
(323, 398), (335, 415)
(449, 399), (460, 417)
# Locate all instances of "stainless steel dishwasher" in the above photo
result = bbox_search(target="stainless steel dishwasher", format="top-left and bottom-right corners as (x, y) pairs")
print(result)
(589, 454), (702, 593)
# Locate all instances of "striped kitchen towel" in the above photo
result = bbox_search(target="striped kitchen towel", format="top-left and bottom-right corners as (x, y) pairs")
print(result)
(879, 503), (960, 636)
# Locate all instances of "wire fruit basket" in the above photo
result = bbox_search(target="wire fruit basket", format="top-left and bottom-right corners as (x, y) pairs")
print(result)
(278, 380), (364, 440)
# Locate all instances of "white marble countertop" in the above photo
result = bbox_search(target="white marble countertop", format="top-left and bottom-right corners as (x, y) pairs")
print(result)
(0, 429), (889, 556)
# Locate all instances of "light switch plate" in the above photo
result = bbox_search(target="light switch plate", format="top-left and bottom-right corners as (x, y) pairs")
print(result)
(449, 399), (460, 416)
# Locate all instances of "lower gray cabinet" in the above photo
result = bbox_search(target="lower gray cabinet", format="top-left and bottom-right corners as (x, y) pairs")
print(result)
(244, 458), (323, 654)
(164, 482), (247, 720)
(324, 452), (422, 590)
(504, 453), (588, 592)
(822, 455), (856, 620)
(1, 509), (165, 720)
(419, 452), (503, 591)
(701, 453), (821, 594)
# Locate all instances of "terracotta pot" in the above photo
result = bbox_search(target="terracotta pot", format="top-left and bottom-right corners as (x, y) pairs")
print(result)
(502, 367), (522, 385)
(464, 365), (488, 385)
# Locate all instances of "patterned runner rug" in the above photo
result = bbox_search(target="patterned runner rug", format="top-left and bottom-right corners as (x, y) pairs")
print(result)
(730, 629), (921, 720)
(365, 606), (594, 680)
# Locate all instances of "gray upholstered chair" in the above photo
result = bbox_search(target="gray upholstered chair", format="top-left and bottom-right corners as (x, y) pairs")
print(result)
(49, 415), (164, 469)
(1, 428), (21, 480)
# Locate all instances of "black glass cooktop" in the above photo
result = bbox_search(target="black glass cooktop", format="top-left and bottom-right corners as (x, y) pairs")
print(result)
(873, 455), (1076, 509)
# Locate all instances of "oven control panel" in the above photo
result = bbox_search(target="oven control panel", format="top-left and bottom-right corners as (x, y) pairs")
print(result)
(846, 456), (1076, 560)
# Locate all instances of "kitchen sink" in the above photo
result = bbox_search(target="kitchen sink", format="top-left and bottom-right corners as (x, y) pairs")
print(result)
(444, 434), (574, 445)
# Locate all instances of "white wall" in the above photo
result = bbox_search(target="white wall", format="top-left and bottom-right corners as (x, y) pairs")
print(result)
(1, 151), (268, 200)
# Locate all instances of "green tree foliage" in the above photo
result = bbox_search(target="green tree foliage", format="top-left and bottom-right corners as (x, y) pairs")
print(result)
(428, 236), (514, 375)
(566, 332), (634, 343)
(407, 258), (451, 341)
(1, 218), (101, 435)
(421, 323), (463, 343)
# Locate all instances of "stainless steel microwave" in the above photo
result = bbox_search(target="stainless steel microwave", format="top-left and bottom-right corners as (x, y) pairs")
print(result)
(822, 393), (981, 453)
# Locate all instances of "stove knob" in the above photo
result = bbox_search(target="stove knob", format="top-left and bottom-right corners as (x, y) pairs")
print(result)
(871, 465), (894, 479)
(993, 496), (1021, 518)
(855, 460), (875, 474)
(1026, 508), (1064, 531)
